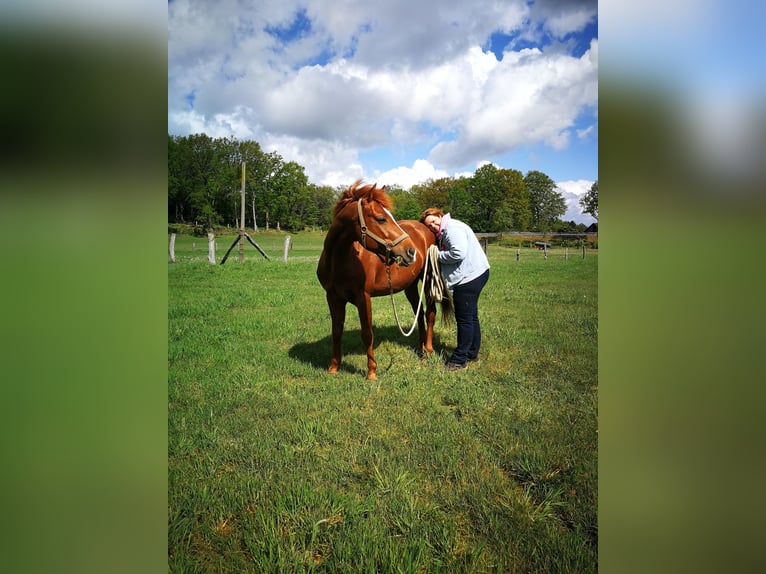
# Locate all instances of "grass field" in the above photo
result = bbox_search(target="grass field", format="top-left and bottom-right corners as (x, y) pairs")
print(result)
(168, 231), (598, 572)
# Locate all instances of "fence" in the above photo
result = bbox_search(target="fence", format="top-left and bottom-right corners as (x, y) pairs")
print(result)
(168, 231), (598, 264)
(168, 232), (295, 264)
(476, 232), (597, 259)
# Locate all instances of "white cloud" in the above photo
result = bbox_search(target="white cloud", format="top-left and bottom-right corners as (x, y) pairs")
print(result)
(531, 0), (598, 38)
(262, 134), (365, 188)
(430, 41), (598, 168)
(374, 159), (450, 189)
(169, 108), (256, 141)
(168, 0), (598, 188)
(577, 125), (595, 140)
(556, 179), (596, 225)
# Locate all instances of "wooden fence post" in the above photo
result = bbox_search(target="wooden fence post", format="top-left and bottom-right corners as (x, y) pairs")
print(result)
(169, 233), (176, 263)
(208, 232), (216, 264)
(283, 235), (291, 262)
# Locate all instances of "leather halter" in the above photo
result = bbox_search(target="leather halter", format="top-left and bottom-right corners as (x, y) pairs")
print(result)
(356, 198), (410, 252)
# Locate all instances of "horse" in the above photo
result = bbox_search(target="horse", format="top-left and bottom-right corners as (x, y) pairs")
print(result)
(316, 180), (453, 380)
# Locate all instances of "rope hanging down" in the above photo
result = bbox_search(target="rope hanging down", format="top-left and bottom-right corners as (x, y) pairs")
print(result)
(387, 244), (446, 336)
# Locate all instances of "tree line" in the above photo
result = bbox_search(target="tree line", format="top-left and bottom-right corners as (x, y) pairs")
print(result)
(169, 133), (598, 233)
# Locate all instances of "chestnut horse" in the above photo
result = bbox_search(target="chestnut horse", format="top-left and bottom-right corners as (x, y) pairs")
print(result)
(317, 180), (452, 380)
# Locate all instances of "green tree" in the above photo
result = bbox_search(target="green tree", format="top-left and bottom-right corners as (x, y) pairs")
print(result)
(446, 176), (476, 225)
(311, 185), (339, 230)
(524, 170), (566, 232)
(253, 151), (285, 230)
(277, 161), (310, 231)
(259, 159), (303, 231)
(387, 186), (422, 220)
(553, 220), (582, 233)
(497, 168), (530, 231)
(238, 139), (265, 231)
(469, 164), (508, 232)
(168, 134), (193, 223)
(411, 177), (452, 212)
(167, 133), (244, 229)
(186, 133), (222, 228)
(580, 180), (598, 220)
(214, 136), (244, 227)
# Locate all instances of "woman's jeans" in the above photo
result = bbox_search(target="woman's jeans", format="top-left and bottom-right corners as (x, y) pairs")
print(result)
(449, 269), (490, 365)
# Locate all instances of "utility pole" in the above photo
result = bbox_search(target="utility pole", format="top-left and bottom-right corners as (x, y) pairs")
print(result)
(220, 162), (270, 263)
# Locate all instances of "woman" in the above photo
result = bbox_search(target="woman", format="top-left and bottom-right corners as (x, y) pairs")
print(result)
(420, 207), (490, 371)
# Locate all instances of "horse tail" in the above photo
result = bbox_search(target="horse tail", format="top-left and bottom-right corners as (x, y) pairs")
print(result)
(425, 245), (454, 325)
(438, 291), (454, 325)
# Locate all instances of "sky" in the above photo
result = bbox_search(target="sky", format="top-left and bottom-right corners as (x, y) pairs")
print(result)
(168, 0), (598, 224)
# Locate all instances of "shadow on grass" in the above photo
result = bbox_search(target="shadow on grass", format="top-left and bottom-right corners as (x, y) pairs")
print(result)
(289, 325), (446, 376)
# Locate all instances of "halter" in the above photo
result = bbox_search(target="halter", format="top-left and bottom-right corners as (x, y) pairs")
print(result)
(356, 198), (446, 338)
(356, 198), (410, 258)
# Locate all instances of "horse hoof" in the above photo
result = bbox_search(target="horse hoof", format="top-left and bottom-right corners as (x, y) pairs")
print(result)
(366, 373), (378, 381)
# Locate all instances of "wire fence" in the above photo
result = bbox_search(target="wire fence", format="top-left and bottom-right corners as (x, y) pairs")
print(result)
(168, 231), (598, 264)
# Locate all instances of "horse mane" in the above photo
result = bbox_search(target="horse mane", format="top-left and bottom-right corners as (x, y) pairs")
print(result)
(333, 179), (392, 217)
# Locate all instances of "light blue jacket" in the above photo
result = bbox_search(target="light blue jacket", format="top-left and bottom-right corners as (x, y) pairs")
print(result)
(437, 216), (490, 290)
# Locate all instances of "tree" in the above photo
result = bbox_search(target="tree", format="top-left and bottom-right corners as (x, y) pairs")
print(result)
(446, 177), (476, 225)
(580, 180), (598, 220)
(497, 168), (530, 231)
(186, 133), (222, 229)
(524, 170), (566, 232)
(469, 164), (510, 232)
(553, 220), (583, 233)
(277, 161), (310, 231)
(168, 135), (191, 223)
(167, 133), (243, 229)
(310, 185), (338, 229)
(411, 177), (452, 212)
(256, 159), (310, 231)
(215, 136), (244, 226)
(237, 139), (265, 231)
(387, 186), (422, 220)
(253, 151), (285, 230)
(168, 133), (582, 233)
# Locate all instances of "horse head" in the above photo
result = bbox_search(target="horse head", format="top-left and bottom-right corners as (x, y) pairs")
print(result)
(340, 181), (419, 266)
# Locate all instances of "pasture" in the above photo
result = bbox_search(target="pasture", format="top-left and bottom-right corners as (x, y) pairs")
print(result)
(168, 231), (598, 572)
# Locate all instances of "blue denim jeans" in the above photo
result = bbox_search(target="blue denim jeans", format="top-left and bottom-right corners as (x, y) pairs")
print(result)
(449, 269), (490, 365)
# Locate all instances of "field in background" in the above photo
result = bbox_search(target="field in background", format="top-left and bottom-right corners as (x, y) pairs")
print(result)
(168, 231), (598, 572)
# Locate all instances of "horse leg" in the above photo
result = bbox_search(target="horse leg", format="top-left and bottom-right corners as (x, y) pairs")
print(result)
(423, 298), (436, 355)
(405, 283), (434, 357)
(326, 292), (346, 375)
(353, 292), (377, 380)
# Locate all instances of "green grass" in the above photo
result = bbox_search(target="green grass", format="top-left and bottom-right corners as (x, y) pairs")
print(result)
(168, 231), (597, 572)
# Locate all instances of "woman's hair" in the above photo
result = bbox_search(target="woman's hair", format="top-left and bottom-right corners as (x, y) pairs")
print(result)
(419, 207), (444, 224)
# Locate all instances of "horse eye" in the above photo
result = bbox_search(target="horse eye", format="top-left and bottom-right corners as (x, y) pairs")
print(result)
(375, 216), (387, 224)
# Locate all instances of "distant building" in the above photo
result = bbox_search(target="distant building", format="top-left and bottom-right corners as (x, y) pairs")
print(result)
(584, 223), (598, 233)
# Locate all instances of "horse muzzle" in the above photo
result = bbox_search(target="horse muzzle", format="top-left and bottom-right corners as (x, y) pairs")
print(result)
(394, 246), (417, 267)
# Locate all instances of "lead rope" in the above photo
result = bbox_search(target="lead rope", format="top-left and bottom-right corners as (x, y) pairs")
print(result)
(387, 244), (443, 336)
(425, 244), (446, 303)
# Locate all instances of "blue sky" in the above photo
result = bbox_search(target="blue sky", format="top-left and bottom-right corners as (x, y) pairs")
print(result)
(168, 0), (598, 223)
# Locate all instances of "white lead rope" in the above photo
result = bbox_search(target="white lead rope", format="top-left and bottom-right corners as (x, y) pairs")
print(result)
(389, 244), (443, 337)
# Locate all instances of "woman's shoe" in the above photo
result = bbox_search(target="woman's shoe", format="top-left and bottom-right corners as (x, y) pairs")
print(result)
(446, 361), (467, 371)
